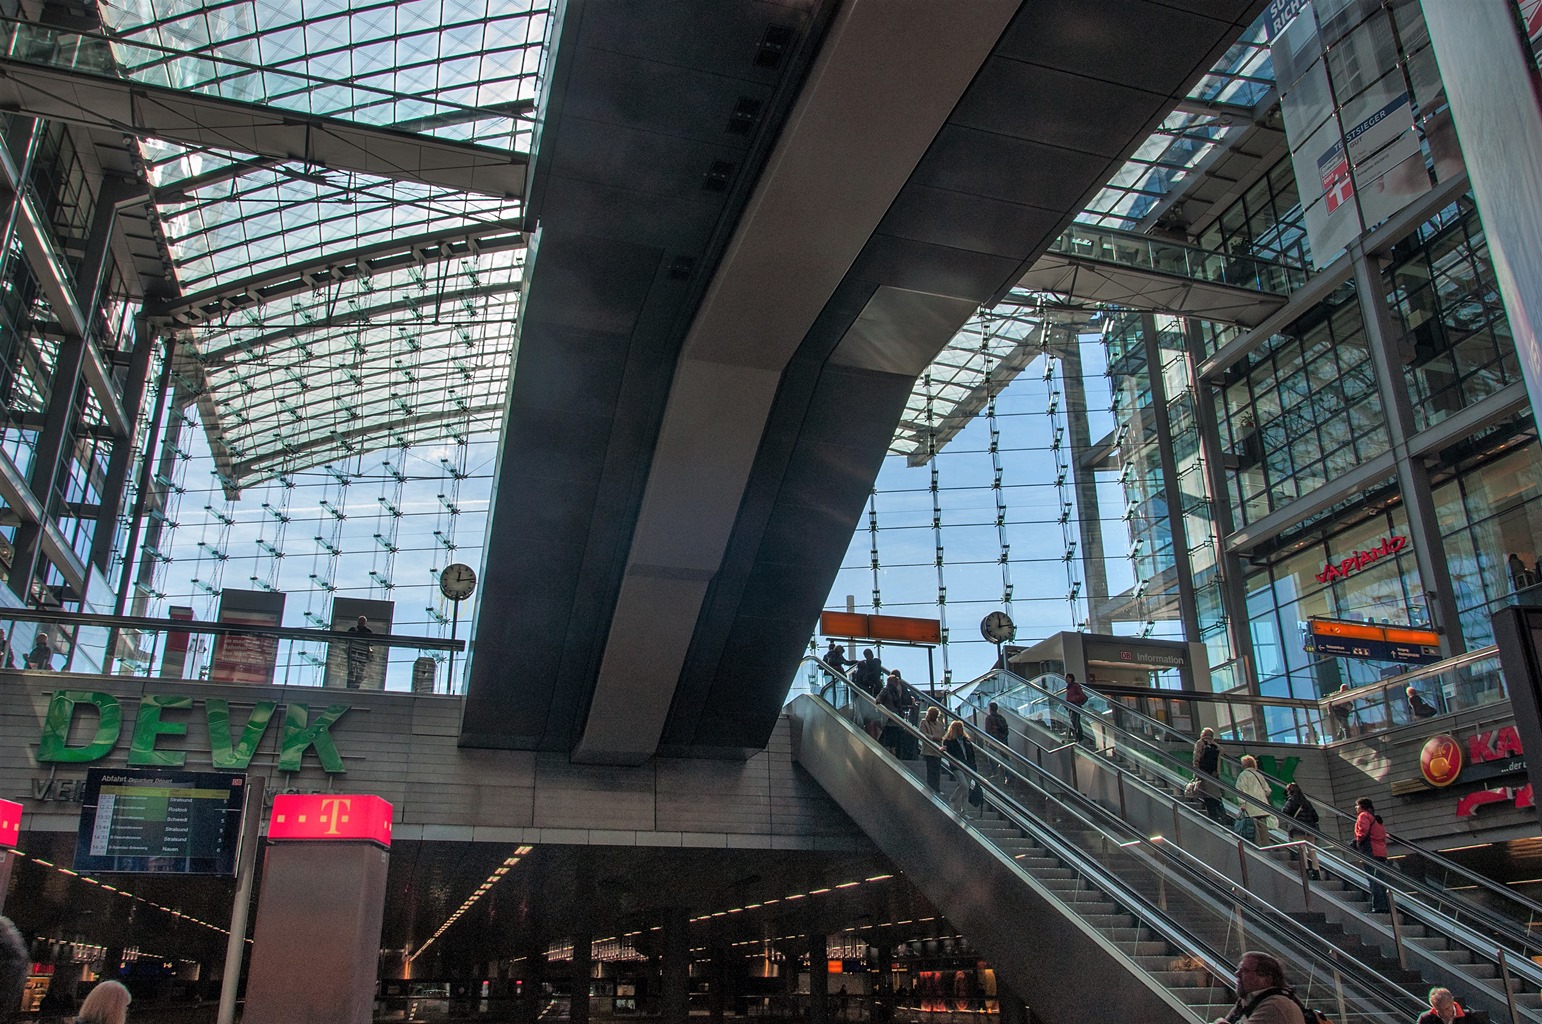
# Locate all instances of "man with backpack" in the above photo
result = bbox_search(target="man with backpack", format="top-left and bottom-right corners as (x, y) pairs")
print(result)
(1215, 950), (1310, 1024)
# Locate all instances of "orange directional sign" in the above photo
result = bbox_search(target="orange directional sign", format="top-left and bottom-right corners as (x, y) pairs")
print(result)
(820, 611), (942, 645)
(268, 793), (392, 848)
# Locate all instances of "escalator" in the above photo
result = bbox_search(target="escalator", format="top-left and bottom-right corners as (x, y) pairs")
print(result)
(955, 667), (1542, 1023)
(789, 671), (1423, 1024)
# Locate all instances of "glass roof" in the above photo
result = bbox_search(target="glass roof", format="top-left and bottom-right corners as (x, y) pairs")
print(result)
(900, 11), (1278, 459)
(1076, 29), (1276, 230)
(89, 0), (550, 494)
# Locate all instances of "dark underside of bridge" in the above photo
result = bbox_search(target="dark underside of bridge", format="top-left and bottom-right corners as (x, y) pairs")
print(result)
(462, 0), (1266, 764)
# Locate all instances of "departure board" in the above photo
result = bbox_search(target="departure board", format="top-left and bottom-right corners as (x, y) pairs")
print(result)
(73, 768), (247, 875)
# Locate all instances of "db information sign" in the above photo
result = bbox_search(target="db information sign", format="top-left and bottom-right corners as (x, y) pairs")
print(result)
(268, 793), (392, 848)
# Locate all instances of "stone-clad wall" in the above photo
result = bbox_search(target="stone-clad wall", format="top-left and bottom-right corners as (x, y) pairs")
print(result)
(1322, 704), (1538, 848)
(0, 671), (869, 851)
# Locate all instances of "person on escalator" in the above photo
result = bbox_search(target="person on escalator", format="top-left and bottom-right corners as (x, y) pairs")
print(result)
(824, 640), (854, 680)
(942, 721), (980, 818)
(983, 702), (1009, 777)
(920, 706), (947, 793)
(1280, 782), (1322, 879)
(1235, 755), (1276, 843)
(878, 670), (914, 757)
(1063, 672), (1089, 743)
(1417, 987), (1469, 1024)
(1192, 728), (1226, 823)
(1354, 797), (1390, 913)
(1215, 950), (1307, 1024)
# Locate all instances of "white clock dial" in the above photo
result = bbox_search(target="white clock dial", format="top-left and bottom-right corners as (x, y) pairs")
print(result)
(980, 611), (1015, 643)
(440, 563), (478, 601)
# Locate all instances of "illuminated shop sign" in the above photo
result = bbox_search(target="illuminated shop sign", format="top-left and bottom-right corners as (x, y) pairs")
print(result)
(268, 793), (392, 848)
(1315, 535), (1409, 584)
(36, 691), (352, 774)
(1411, 727), (1531, 817)
(0, 798), (20, 847)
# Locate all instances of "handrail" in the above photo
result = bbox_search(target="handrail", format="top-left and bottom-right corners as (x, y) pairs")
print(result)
(0, 607), (465, 651)
(957, 665), (1542, 976)
(803, 660), (1420, 1018)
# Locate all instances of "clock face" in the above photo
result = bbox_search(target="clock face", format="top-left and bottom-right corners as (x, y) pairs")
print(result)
(980, 611), (1015, 643)
(440, 563), (477, 601)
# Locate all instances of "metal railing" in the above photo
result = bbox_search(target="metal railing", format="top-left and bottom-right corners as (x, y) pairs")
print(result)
(0, 608), (465, 694)
(1043, 222), (1310, 297)
(946, 664), (1542, 1009)
(1318, 646), (1506, 742)
(802, 658), (1422, 1023)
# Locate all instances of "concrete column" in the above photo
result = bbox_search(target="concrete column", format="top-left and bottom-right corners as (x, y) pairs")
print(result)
(570, 926), (592, 1024)
(872, 944), (893, 1024)
(662, 906), (690, 1023)
(515, 948), (546, 1024)
(1141, 313), (1202, 641)
(1061, 333), (1112, 629)
(807, 932), (828, 1024)
(242, 841), (389, 1024)
(707, 947), (728, 1024)
(1353, 241), (1465, 654)
(1421, 0), (1542, 435)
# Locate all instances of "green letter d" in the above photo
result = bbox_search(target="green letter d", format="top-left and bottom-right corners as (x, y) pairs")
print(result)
(37, 691), (123, 763)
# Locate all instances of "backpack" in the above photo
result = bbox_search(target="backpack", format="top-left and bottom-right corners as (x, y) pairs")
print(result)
(1230, 987), (1330, 1024)
(1296, 799), (1320, 828)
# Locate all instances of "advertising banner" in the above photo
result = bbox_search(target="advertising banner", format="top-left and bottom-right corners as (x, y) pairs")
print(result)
(209, 589), (286, 685)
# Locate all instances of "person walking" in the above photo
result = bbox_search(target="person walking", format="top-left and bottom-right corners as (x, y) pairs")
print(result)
(984, 701), (1009, 777)
(1214, 950), (1307, 1024)
(1280, 782), (1322, 879)
(1235, 755), (1275, 843)
(1192, 727), (1225, 823)
(942, 721), (979, 818)
(920, 706), (947, 793)
(0, 916), (27, 1023)
(1063, 672), (1089, 743)
(344, 615), (374, 689)
(1354, 797), (1390, 913)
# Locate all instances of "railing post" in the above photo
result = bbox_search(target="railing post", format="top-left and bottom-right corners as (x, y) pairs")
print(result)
(1497, 948), (1521, 1024)
(1297, 845), (1312, 912)
(1387, 889), (1408, 971)
(1237, 840), (1249, 891)
(1117, 771), (1127, 819)
(1332, 964), (1348, 1024)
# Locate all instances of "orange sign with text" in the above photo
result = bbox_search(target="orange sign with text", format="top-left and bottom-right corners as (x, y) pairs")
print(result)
(0, 798), (19, 848)
(268, 793), (392, 848)
(820, 611), (942, 645)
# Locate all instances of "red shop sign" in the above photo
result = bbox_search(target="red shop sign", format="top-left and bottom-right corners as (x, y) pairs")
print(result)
(1316, 535), (1409, 584)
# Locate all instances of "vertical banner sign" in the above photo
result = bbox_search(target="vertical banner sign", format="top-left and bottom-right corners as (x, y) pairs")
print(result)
(161, 605), (196, 679)
(0, 798), (20, 847)
(209, 589), (286, 685)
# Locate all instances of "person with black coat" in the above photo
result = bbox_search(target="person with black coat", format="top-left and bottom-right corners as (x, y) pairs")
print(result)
(1192, 727), (1225, 823)
(878, 670), (914, 756)
(1281, 782), (1322, 878)
(943, 721), (980, 818)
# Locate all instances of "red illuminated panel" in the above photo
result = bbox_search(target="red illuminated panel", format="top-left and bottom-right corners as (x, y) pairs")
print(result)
(819, 611), (942, 645)
(0, 798), (20, 848)
(1310, 620), (1384, 641)
(1383, 626), (1440, 647)
(268, 794), (392, 848)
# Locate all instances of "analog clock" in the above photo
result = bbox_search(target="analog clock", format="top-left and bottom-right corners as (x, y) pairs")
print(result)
(980, 611), (1016, 643)
(439, 563), (478, 602)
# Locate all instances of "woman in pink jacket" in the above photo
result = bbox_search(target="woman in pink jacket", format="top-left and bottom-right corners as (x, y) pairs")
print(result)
(1354, 797), (1389, 913)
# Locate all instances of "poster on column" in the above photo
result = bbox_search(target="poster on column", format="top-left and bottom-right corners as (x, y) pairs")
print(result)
(324, 597), (394, 690)
(208, 589), (285, 685)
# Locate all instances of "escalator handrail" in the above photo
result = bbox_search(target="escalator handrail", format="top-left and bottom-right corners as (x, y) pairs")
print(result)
(967, 665), (1542, 930)
(803, 669), (1423, 1017)
(953, 667), (1542, 978)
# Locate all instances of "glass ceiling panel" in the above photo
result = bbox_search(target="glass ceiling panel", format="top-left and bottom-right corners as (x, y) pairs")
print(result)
(182, 250), (522, 491)
(1074, 21), (1275, 230)
(71, 0), (551, 489)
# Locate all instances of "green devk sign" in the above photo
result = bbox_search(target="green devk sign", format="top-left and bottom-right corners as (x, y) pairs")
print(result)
(37, 690), (352, 773)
